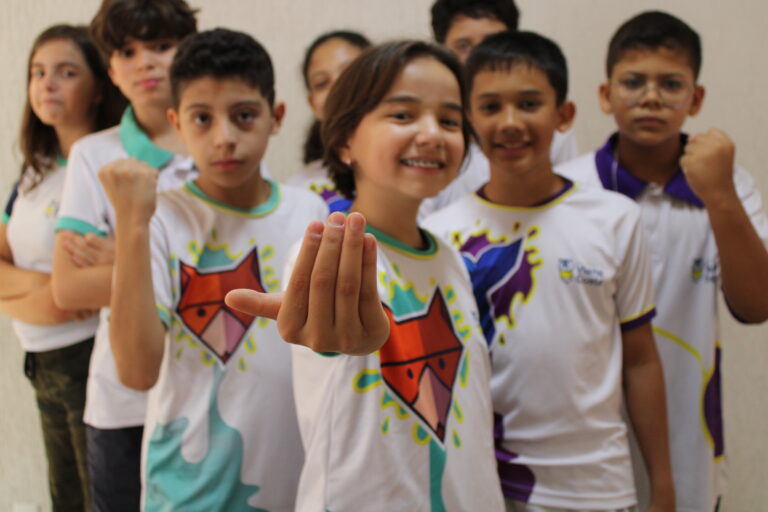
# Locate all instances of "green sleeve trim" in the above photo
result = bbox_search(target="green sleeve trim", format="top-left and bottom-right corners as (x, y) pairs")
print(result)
(55, 217), (107, 237)
(156, 304), (171, 329)
(1, 212), (8, 225)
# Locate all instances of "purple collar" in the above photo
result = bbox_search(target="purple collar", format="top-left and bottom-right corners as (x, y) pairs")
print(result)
(594, 133), (704, 208)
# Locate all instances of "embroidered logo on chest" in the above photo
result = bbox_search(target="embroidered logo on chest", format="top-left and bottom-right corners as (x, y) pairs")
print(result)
(558, 258), (604, 285)
(177, 248), (264, 363)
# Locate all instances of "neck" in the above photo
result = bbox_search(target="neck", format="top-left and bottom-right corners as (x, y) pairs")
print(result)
(484, 165), (565, 207)
(55, 122), (93, 159)
(132, 102), (186, 155)
(196, 174), (271, 211)
(615, 134), (681, 185)
(351, 189), (423, 250)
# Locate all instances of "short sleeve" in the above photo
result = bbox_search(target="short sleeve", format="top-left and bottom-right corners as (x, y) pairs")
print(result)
(150, 212), (173, 329)
(2, 183), (19, 225)
(614, 205), (657, 330)
(734, 166), (768, 249)
(55, 139), (111, 237)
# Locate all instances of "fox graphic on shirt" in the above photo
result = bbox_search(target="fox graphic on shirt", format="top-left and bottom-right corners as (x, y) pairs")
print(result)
(176, 247), (264, 363)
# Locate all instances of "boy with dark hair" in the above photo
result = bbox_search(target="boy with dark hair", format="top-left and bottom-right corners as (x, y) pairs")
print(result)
(51, 0), (197, 509)
(425, 30), (675, 511)
(99, 28), (334, 510)
(422, 0), (577, 218)
(558, 10), (768, 512)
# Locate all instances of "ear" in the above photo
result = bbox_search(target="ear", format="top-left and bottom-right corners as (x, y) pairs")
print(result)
(167, 108), (181, 133)
(556, 100), (576, 133)
(598, 82), (613, 115)
(687, 84), (705, 117)
(270, 101), (286, 135)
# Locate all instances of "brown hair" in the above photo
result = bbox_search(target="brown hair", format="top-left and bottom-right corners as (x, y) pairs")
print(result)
(90, 0), (198, 61)
(321, 40), (472, 199)
(19, 24), (126, 191)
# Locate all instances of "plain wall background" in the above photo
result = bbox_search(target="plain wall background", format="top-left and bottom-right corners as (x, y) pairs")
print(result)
(1, 1), (765, 510)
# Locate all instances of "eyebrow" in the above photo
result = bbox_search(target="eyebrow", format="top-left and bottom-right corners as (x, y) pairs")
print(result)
(183, 100), (263, 111)
(30, 61), (82, 68)
(384, 95), (462, 112)
(475, 90), (544, 99)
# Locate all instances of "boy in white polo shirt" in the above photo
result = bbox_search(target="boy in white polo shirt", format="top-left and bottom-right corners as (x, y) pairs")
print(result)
(100, 29), (384, 511)
(50, 1), (197, 510)
(556, 11), (768, 512)
(421, 0), (578, 218)
(424, 31), (675, 511)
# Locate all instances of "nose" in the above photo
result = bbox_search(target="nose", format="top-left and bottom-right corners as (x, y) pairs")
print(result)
(414, 114), (444, 148)
(500, 105), (524, 134)
(42, 71), (58, 91)
(639, 82), (663, 106)
(136, 47), (155, 70)
(213, 118), (236, 150)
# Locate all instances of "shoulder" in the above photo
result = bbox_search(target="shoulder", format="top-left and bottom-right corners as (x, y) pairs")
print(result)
(554, 152), (600, 185)
(422, 194), (479, 231)
(68, 126), (123, 168)
(278, 182), (329, 220)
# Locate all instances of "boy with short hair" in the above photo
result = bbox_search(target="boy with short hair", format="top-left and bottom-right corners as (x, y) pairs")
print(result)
(557, 11), (768, 511)
(99, 28), (334, 510)
(424, 31), (675, 511)
(50, 0), (197, 509)
(422, 0), (577, 217)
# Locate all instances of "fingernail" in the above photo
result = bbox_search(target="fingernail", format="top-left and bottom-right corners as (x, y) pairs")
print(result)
(348, 213), (364, 232)
(328, 212), (345, 228)
(307, 221), (324, 238)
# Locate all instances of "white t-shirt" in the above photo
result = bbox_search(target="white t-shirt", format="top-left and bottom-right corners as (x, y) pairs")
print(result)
(287, 159), (352, 213)
(56, 107), (196, 429)
(419, 129), (579, 219)
(3, 161), (98, 352)
(143, 181), (326, 511)
(423, 181), (656, 509)
(291, 226), (504, 512)
(556, 134), (768, 512)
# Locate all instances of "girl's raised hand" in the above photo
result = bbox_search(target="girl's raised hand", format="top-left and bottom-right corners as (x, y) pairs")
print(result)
(225, 211), (389, 355)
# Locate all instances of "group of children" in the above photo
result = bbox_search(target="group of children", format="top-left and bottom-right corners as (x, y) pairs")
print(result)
(1, 0), (766, 511)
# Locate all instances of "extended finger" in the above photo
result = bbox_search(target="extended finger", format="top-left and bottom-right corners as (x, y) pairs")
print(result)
(306, 212), (347, 330)
(358, 233), (389, 352)
(225, 289), (283, 320)
(335, 212), (366, 328)
(279, 221), (324, 336)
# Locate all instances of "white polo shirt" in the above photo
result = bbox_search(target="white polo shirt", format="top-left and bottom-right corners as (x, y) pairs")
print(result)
(3, 160), (98, 352)
(56, 106), (196, 429)
(556, 133), (768, 512)
(287, 159), (352, 213)
(424, 181), (655, 509)
(419, 128), (579, 219)
(143, 181), (326, 511)
(291, 226), (504, 512)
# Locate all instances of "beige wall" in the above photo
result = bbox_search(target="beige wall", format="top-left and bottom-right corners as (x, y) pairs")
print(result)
(1, 1), (765, 510)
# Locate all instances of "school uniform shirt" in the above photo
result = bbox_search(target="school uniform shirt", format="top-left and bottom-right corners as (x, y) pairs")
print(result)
(291, 226), (504, 512)
(418, 128), (579, 220)
(287, 159), (352, 213)
(55, 106), (196, 429)
(142, 181), (326, 511)
(556, 133), (768, 512)
(3, 159), (98, 352)
(423, 181), (656, 509)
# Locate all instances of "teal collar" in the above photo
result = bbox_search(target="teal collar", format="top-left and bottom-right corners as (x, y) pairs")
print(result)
(184, 179), (280, 217)
(119, 106), (175, 169)
(56, 154), (67, 167)
(365, 224), (438, 257)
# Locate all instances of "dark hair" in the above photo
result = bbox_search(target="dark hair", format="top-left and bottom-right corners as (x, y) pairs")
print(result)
(90, 0), (198, 61)
(170, 28), (275, 108)
(607, 11), (702, 79)
(322, 40), (472, 199)
(301, 30), (371, 164)
(19, 24), (126, 191)
(431, 0), (519, 43)
(465, 30), (568, 105)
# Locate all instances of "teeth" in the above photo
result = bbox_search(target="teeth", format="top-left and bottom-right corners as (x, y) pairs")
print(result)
(498, 142), (526, 149)
(402, 159), (443, 168)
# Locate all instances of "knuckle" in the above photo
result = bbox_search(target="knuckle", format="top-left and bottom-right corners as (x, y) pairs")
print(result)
(336, 277), (359, 299)
(310, 271), (335, 289)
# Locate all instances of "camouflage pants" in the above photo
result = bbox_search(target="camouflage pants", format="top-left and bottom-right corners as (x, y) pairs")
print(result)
(25, 337), (94, 512)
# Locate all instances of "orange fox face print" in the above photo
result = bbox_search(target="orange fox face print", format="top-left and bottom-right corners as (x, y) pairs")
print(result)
(177, 248), (264, 363)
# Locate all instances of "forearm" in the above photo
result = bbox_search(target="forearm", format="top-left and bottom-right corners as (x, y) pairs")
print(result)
(706, 192), (768, 322)
(0, 281), (74, 325)
(51, 233), (113, 309)
(0, 259), (48, 300)
(109, 221), (165, 391)
(624, 348), (675, 509)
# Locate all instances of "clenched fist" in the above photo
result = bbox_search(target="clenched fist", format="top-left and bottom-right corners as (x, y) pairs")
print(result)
(680, 129), (737, 206)
(98, 158), (159, 225)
